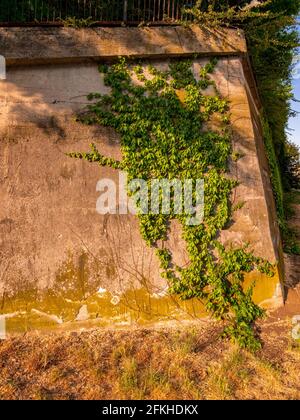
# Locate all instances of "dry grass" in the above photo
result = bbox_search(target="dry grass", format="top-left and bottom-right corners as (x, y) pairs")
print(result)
(0, 321), (299, 400)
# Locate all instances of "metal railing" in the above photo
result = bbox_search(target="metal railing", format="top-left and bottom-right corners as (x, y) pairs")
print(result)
(0, 0), (196, 25)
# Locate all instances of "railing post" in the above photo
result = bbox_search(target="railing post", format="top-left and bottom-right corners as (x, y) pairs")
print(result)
(123, 0), (128, 22)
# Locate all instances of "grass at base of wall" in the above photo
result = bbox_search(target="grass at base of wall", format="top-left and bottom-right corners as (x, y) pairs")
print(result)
(0, 323), (299, 400)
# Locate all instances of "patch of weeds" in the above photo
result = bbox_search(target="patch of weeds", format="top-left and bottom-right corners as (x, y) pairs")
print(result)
(119, 357), (139, 393)
(170, 328), (200, 354)
(206, 349), (250, 399)
(141, 365), (170, 396)
(59, 16), (95, 28)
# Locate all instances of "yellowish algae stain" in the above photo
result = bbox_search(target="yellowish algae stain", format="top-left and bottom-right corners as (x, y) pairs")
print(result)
(1, 287), (207, 335)
(0, 251), (283, 335)
(0, 252), (207, 334)
(243, 264), (283, 309)
(1, 271), (283, 335)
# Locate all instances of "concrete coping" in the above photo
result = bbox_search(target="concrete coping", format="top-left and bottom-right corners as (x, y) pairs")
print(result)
(0, 25), (247, 66)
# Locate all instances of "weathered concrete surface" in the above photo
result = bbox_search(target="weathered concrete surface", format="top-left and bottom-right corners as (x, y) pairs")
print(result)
(0, 27), (282, 333)
(0, 25), (247, 66)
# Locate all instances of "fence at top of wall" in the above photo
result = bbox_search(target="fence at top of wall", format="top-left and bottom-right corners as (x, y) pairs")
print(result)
(0, 0), (197, 25)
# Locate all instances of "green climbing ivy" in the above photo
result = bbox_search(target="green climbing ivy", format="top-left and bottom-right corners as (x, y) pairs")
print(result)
(68, 57), (274, 351)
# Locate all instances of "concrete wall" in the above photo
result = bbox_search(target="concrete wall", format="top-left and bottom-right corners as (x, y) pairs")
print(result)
(0, 26), (283, 333)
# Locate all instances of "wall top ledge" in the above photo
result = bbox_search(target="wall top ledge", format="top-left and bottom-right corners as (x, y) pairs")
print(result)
(0, 25), (247, 66)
